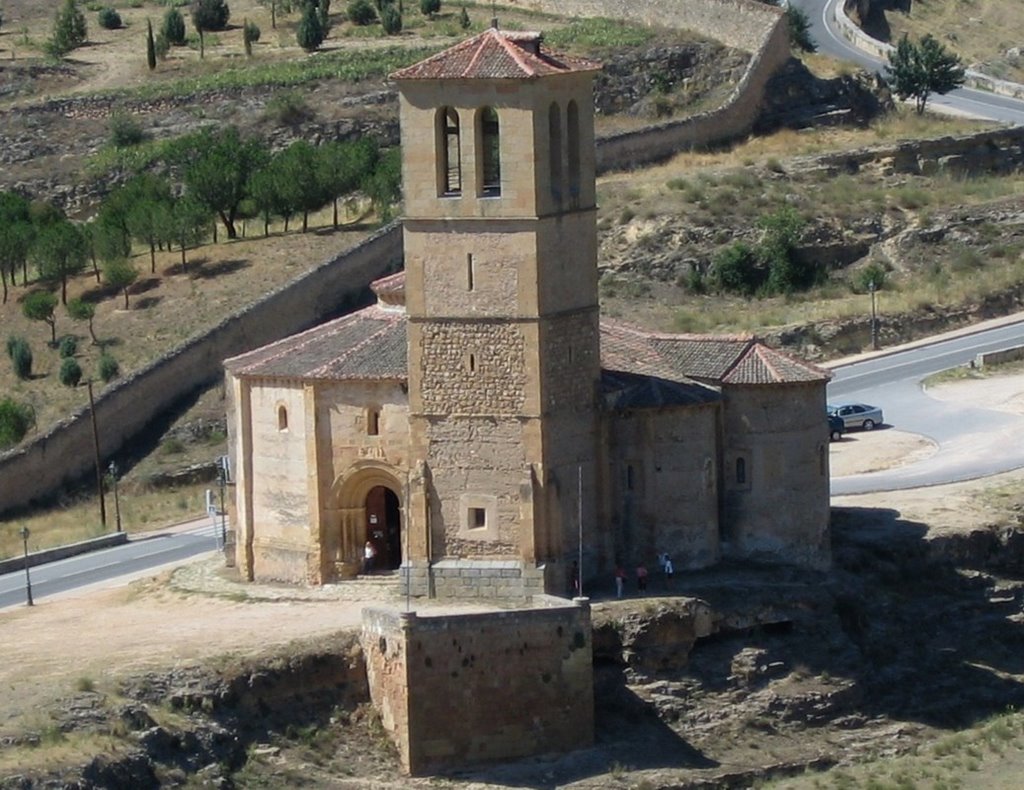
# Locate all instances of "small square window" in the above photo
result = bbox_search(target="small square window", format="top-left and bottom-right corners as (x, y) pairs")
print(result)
(469, 507), (486, 529)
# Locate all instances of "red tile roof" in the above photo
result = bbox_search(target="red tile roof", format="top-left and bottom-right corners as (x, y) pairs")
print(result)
(390, 27), (601, 81)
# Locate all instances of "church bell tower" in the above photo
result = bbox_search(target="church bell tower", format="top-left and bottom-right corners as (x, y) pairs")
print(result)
(392, 28), (602, 597)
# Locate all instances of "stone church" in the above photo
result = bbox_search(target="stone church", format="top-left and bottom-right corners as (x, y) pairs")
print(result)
(225, 27), (832, 598)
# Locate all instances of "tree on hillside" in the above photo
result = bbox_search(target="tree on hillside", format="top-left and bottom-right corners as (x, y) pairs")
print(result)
(277, 141), (327, 232)
(783, 4), (814, 53)
(147, 19), (157, 70)
(0, 398), (36, 451)
(162, 7), (186, 46)
(886, 33), (966, 114)
(67, 298), (99, 345)
(32, 220), (87, 305)
(183, 127), (266, 240)
(296, 2), (325, 51)
(191, 0), (230, 59)
(318, 138), (378, 228)
(381, 2), (401, 35)
(248, 164), (290, 236)
(164, 195), (209, 272)
(0, 192), (34, 300)
(0, 222), (34, 303)
(23, 290), (59, 345)
(362, 147), (402, 223)
(420, 0), (440, 18)
(124, 175), (173, 273)
(47, 0), (88, 58)
(243, 18), (260, 56)
(104, 258), (139, 309)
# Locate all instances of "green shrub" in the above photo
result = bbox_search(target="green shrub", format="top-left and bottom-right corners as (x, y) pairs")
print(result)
(380, 2), (401, 34)
(98, 353), (120, 382)
(347, 0), (377, 26)
(420, 0), (440, 16)
(58, 335), (78, 358)
(856, 262), (888, 293)
(263, 92), (314, 125)
(162, 7), (186, 45)
(97, 7), (122, 29)
(458, 5), (469, 29)
(0, 398), (36, 449)
(59, 357), (83, 387)
(6, 336), (33, 380)
(711, 242), (762, 296)
(109, 112), (145, 147)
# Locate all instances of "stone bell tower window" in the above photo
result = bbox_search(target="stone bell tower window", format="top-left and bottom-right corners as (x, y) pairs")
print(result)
(478, 106), (501, 197)
(438, 107), (462, 196)
(277, 405), (288, 432)
(367, 408), (380, 436)
(548, 102), (562, 202)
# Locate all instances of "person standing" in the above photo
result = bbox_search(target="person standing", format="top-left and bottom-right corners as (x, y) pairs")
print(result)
(664, 555), (674, 585)
(614, 565), (626, 598)
(636, 562), (648, 593)
(363, 540), (377, 574)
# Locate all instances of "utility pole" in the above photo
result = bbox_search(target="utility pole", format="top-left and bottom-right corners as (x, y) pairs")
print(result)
(109, 461), (122, 533)
(87, 380), (107, 528)
(869, 279), (879, 351)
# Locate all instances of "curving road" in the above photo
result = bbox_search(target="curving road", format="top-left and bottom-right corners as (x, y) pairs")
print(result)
(829, 318), (1024, 494)
(790, 0), (1024, 124)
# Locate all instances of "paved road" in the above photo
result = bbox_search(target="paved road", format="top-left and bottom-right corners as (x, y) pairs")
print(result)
(0, 518), (220, 609)
(829, 318), (1024, 494)
(791, 0), (1024, 124)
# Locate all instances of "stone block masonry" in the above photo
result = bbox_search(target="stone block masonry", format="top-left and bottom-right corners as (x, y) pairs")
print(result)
(362, 600), (594, 774)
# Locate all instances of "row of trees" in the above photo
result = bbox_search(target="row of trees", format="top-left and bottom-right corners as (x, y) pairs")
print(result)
(0, 126), (401, 311)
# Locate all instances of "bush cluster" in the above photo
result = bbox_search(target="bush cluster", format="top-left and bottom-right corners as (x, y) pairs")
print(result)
(98, 353), (120, 383)
(59, 357), (83, 387)
(97, 7), (122, 29)
(6, 336), (32, 380)
(0, 397), (35, 450)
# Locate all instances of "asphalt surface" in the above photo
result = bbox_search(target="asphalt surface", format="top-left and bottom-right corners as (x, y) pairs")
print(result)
(790, 0), (1024, 124)
(829, 318), (1024, 494)
(0, 518), (220, 609)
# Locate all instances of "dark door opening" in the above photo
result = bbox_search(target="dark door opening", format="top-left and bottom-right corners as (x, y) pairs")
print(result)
(365, 486), (402, 571)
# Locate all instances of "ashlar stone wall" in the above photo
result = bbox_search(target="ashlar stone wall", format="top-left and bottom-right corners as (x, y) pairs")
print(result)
(720, 383), (831, 569)
(362, 600), (594, 775)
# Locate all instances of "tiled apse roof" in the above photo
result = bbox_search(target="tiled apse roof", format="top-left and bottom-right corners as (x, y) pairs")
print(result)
(390, 28), (601, 81)
(224, 304), (407, 381)
(227, 274), (828, 387)
(602, 321), (829, 386)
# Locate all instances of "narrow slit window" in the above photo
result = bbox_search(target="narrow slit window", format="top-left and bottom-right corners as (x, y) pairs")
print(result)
(626, 465), (635, 491)
(470, 507), (486, 529)
(548, 102), (562, 201)
(468, 353), (476, 373)
(478, 107), (501, 196)
(736, 457), (747, 485)
(567, 100), (581, 201)
(439, 107), (461, 196)
(367, 408), (380, 436)
(277, 405), (288, 432)
(467, 252), (474, 291)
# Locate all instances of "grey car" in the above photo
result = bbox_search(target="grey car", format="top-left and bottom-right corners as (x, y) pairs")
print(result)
(828, 403), (884, 431)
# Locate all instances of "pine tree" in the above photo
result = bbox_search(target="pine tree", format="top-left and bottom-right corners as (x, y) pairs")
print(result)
(296, 3), (325, 51)
(47, 0), (88, 58)
(886, 34), (966, 114)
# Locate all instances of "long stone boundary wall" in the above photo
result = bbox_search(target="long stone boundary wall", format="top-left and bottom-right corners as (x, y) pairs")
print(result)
(507, 0), (792, 171)
(0, 0), (793, 515)
(362, 602), (593, 775)
(836, 0), (1024, 102)
(0, 227), (402, 515)
(0, 532), (128, 573)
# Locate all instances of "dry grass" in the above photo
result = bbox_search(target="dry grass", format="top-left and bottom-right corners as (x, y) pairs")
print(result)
(0, 482), (213, 559)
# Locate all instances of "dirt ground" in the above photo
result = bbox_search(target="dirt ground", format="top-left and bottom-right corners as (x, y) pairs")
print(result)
(2, 372), (1023, 741)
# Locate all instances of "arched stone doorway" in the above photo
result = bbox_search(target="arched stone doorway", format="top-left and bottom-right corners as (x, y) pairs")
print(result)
(365, 485), (402, 571)
(329, 462), (404, 579)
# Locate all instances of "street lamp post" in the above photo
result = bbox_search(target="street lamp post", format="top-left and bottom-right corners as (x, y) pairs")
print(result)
(20, 526), (33, 607)
(868, 279), (879, 351)
(109, 461), (122, 533)
(217, 458), (227, 550)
